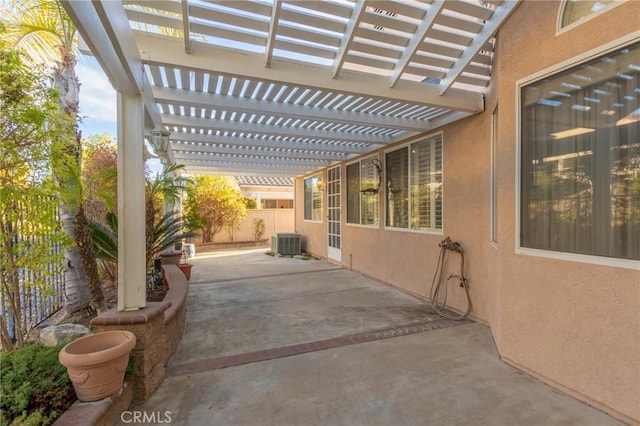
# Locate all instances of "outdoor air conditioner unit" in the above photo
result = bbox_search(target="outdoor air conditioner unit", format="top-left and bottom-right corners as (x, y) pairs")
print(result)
(271, 233), (301, 255)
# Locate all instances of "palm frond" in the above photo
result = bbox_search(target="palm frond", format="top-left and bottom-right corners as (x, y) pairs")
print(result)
(90, 210), (199, 269)
(88, 212), (117, 263)
(1, 0), (77, 67)
(151, 211), (198, 256)
(53, 156), (83, 210)
(147, 163), (195, 204)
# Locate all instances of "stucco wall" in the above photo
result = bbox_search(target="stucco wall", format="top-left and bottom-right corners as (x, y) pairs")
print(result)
(494, 2), (640, 422)
(295, 2), (639, 422)
(295, 175), (327, 255)
(297, 113), (493, 323)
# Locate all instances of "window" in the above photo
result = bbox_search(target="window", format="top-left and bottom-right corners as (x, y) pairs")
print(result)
(346, 156), (380, 226)
(560, 0), (622, 30)
(262, 199), (293, 209)
(386, 148), (409, 227)
(304, 174), (323, 221)
(520, 42), (640, 260)
(386, 134), (443, 231)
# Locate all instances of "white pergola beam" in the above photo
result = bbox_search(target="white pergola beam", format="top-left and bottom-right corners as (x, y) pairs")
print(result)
(389, 1), (446, 88)
(182, 0), (191, 53)
(152, 87), (433, 132)
(265, 0), (282, 67)
(332, 0), (367, 78)
(142, 89), (162, 132)
(126, 1), (182, 14)
(184, 165), (300, 177)
(136, 31), (484, 113)
(181, 159), (319, 172)
(428, 110), (475, 130)
(62, 0), (162, 130)
(438, 0), (521, 94)
(171, 142), (349, 161)
(183, 158), (318, 174)
(173, 152), (333, 168)
(63, 1), (139, 95)
(161, 114), (395, 145)
(169, 131), (370, 154)
(124, 8), (181, 31)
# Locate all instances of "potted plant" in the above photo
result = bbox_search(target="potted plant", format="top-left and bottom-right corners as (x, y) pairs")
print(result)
(177, 251), (193, 281)
(58, 330), (136, 402)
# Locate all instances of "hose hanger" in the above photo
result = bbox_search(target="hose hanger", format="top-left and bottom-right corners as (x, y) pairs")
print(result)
(429, 237), (472, 320)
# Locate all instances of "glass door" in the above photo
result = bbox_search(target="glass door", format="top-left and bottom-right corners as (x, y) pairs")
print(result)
(327, 166), (341, 261)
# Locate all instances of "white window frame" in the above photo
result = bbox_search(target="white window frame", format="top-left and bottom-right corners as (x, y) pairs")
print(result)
(385, 132), (444, 234)
(556, 0), (628, 35)
(515, 33), (640, 271)
(490, 104), (498, 246)
(346, 155), (381, 228)
(303, 173), (323, 222)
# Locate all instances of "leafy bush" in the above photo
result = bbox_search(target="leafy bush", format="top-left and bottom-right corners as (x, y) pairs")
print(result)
(184, 175), (247, 243)
(0, 343), (75, 425)
(253, 218), (266, 240)
(244, 197), (257, 209)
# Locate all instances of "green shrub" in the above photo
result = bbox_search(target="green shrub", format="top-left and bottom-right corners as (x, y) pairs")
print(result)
(0, 343), (75, 425)
(253, 218), (266, 240)
(244, 197), (257, 209)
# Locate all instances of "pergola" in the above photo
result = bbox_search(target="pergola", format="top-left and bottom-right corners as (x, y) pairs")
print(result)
(60, 0), (519, 310)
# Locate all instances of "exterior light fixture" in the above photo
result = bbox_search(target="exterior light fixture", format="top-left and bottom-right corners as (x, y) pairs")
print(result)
(151, 130), (171, 157)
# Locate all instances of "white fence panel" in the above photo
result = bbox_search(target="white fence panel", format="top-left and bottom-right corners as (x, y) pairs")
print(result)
(194, 209), (295, 243)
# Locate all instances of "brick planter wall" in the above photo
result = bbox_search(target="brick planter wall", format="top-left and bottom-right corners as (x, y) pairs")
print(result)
(162, 265), (189, 359)
(91, 302), (170, 401)
(56, 265), (189, 424)
(90, 265), (189, 402)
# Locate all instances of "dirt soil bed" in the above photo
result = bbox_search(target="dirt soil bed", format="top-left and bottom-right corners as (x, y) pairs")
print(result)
(40, 277), (169, 332)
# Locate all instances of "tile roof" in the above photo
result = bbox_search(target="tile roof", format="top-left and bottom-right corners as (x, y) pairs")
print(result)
(235, 176), (294, 187)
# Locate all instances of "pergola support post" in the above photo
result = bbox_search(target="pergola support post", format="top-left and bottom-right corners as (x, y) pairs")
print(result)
(161, 160), (175, 217)
(117, 92), (147, 311)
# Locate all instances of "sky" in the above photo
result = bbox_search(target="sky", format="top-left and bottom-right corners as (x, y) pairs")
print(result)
(75, 54), (163, 174)
(76, 54), (117, 138)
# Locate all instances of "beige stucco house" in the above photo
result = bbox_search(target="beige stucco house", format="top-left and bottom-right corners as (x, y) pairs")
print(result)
(296, 2), (639, 423)
(235, 176), (294, 209)
(62, 0), (638, 423)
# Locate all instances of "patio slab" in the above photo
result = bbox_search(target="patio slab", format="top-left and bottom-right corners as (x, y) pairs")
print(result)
(127, 247), (622, 425)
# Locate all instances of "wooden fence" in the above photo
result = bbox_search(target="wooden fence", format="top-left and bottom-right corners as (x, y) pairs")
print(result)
(192, 209), (295, 244)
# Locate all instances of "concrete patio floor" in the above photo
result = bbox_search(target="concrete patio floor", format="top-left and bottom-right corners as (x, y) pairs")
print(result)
(127, 247), (622, 425)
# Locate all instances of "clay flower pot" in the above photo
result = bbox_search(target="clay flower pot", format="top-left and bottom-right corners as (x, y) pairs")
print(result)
(59, 330), (136, 402)
(178, 263), (193, 280)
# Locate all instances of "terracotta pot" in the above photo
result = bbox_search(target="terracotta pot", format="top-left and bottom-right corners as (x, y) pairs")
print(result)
(178, 263), (193, 280)
(59, 330), (136, 402)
